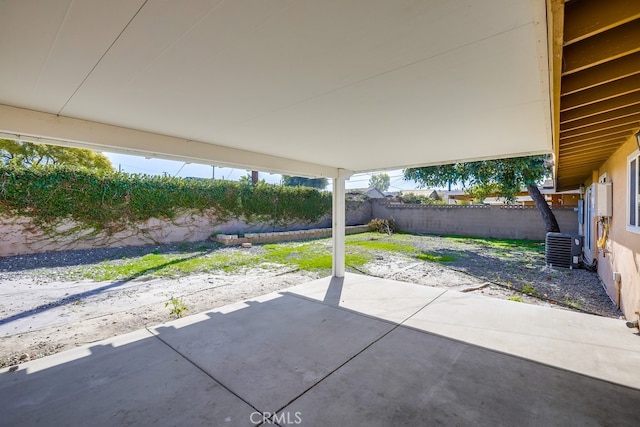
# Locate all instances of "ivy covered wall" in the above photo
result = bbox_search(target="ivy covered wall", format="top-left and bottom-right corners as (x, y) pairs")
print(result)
(0, 165), (364, 256)
(0, 165), (332, 234)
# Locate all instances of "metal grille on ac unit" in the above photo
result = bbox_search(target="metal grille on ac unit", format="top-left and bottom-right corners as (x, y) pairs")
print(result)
(545, 233), (583, 269)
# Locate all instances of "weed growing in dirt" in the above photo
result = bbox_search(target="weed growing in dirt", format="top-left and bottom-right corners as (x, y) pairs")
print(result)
(521, 283), (539, 295)
(564, 299), (581, 309)
(165, 296), (189, 318)
(508, 296), (524, 302)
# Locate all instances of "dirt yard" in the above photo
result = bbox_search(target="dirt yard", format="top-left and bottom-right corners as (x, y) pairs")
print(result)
(0, 235), (621, 368)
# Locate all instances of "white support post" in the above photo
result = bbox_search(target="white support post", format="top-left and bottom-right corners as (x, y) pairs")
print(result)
(332, 169), (350, 278)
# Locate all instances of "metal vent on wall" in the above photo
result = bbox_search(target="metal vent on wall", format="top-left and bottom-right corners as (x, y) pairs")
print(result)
(545, 233), (583, 269)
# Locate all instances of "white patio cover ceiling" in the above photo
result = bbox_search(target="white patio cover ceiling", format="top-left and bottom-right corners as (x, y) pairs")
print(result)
(0, 0), (552, 178)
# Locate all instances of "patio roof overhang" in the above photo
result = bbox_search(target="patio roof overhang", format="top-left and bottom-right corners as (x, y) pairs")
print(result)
(0, 0), (553, 178)
(553, 0), (640, 191)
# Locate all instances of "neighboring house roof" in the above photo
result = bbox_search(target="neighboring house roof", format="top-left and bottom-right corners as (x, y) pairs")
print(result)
(365, 187), (386, 199)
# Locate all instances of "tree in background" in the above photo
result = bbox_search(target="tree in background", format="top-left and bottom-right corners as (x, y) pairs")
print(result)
(369, 173), (390, 192)
(404, 155), (560, 232)
(282, 175), (328, 189)
(466, 182), (502, 204)
(0, 139), (112, 171)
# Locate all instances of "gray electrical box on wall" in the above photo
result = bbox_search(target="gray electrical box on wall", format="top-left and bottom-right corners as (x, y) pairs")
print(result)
(595, 182), (612, 217)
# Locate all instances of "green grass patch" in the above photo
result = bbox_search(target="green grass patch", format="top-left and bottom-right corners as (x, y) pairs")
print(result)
(416, 252), (457, 263)
(82, 232), (554, 281)
(79, 238), (378, 281)
(520, 283), (538, 295)
(508, 296), (524, 303)
(80, 251), (255, 281)
(262, 242), (371, 271)
(443, 235), (544, 253)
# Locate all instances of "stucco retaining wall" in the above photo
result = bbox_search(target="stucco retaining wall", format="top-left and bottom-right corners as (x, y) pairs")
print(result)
(0, 201), (371, 257)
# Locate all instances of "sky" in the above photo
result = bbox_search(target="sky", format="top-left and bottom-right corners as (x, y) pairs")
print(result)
(104, 152), (421, 191)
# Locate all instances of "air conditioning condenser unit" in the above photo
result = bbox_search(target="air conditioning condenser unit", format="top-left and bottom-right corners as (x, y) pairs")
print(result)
(545, 233), (583, 269)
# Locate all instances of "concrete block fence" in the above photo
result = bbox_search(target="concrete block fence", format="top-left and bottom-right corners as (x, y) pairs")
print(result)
(373, 202), (578, 240)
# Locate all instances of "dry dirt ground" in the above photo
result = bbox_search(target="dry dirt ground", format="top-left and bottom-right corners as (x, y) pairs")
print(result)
(0, 236), (621, 368)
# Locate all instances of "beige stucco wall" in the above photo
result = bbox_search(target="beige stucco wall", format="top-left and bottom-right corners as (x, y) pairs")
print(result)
(0, 211), (218, 256)
(592, 136), (640, 322)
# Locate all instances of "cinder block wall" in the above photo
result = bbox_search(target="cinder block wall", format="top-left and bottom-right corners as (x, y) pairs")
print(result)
(372, 202), (578, 240)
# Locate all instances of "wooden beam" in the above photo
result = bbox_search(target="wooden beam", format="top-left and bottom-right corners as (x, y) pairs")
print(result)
(548, 0), (565, 186)
(560, 105), (640, 131)
(560, 137), (628, 151)
(559, 127), (634, 145)
(559, 135), (627, 150)
(559, 167), (601, 176)
(560, 162), (612, 173)
(560, 74), (640, 111)
(0, 104), (340, 178)
(560, 115), (640, 138)
(560, 133), (631, 149)
(558, 167), (606, 180)
(561, 147), (620, 158)
(560, 141), (625, 155)
(560, 91), (640, 123)
(561, 52), (640, 96)
(564, 0), (640, 45)
(559, 159), (609, 169)
(562, 20), (640, 75)
(560, 146), (624, 159)
(556, 178), (592, 191)
(558, 167), (602, 178)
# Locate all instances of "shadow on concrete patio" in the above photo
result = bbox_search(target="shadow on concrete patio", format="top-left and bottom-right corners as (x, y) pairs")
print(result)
(1, 274), (639, 426)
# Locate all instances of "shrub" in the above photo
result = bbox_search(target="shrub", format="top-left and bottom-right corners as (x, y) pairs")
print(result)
(400, 193), (447, 205)
(367, 217), (397, 235)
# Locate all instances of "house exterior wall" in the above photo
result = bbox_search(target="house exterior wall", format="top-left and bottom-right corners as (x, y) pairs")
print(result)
(372, 202), (578, 240)
(591, 136), (640, 322)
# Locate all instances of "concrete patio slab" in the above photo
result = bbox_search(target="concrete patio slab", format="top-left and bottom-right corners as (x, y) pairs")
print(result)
(148, 291), (395, 412)
(0, 330), (257, 426)
(281, 325), (640, 426)
(2, 273), (639, 426)
(287, 272), (446, 323)
(403, 290), (640, 388)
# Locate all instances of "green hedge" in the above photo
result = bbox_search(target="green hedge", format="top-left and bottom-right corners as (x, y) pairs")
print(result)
(0, 165), (332, 234)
